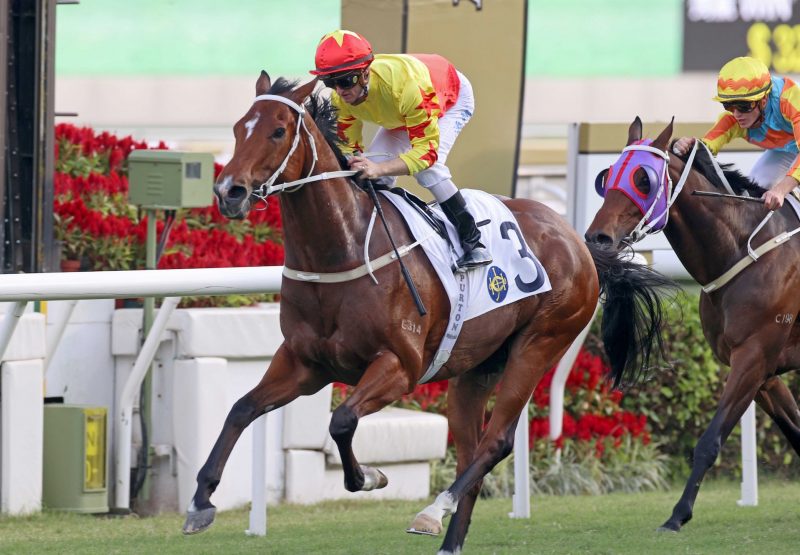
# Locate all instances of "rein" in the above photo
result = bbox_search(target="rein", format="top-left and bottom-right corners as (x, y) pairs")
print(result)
(623, 139), (733, 242)
(621, 143), (673, 241)
(629, 138), (800, 293)
(250, 94), (358, 200)
(250, 94), (429, 308)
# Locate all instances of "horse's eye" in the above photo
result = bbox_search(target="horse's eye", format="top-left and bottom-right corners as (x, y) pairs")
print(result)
(632, 167), (652, 196)
(272, 128), (286, 139)
(594, 168), (610, 197)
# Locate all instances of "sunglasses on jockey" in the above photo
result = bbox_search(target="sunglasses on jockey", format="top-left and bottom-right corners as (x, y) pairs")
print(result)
(721, 100), (759, 113)
(321, 71), (361, 90)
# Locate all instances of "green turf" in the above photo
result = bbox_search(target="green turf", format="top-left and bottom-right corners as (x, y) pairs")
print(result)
(1, 479), (797, 554)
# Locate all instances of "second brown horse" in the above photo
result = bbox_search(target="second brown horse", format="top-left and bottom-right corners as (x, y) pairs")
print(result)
(586, 117), (800, 533)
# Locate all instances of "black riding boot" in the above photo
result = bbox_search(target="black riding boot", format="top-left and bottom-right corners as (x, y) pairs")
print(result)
(440, 192), (492, 271)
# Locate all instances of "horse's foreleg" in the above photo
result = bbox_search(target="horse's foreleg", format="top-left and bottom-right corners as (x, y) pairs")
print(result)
(659, 347), (771, 533)
(329, 351), (413, 493)
(407, 369), (498, 550)
(755, 374), (800, 455)
(183, 344), (324, 534)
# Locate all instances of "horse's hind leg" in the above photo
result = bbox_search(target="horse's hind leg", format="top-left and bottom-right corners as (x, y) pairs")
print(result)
(659, 344), (773, 533)
(410, 335), (569, 553)
(406, 367), (501, 542)
(183, 344), (325, 534)
(329, 351), (413, 492)
(755, 375), (800, 455)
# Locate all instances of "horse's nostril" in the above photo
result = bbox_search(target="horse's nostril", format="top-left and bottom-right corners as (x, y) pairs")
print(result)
(595, 234), (613, 247)
(585, 232), (613, 247)
(228, 185), (248, 202)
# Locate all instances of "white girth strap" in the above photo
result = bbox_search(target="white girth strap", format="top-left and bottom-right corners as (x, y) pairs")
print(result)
(283, 239), (429, 283)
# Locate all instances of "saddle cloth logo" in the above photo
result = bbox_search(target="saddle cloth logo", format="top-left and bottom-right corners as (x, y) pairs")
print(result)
(487, 266), (509, 303)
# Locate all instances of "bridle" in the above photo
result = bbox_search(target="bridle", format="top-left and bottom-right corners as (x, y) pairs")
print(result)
(249, 94), (357, 204)
(621, 143), (673, 242)
(597, 139), (721, 243)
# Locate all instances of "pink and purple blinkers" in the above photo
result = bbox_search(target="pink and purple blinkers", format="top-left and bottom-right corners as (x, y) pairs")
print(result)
(595, 139), (670, 231)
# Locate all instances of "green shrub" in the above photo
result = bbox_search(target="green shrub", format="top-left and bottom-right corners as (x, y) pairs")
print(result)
(595, 290), (800, 480)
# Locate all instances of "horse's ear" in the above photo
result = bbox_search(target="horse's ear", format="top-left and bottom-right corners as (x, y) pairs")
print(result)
(291, 78), (319, 104)
(627, 116), (643, 145)
(256, 71), (271, 96)
(652, 117), (675, 152)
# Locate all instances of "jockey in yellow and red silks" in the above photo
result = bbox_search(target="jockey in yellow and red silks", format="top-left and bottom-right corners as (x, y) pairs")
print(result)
(673, 56), (800, 210)
(310, 29), (491, 271)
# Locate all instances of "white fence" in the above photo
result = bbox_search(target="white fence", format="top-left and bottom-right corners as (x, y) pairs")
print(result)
(0, 260), (756, 532)
(0, 267), (280, 530)
(0, 265), (565, 533)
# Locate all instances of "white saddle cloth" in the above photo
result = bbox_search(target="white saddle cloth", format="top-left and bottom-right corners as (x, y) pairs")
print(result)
(380, 189), (552, 383)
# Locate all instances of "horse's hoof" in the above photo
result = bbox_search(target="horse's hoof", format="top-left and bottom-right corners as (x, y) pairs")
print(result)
(182, 506), (217, 535)
(372, 468), (389, 489)
(406, 512), (442, 536)
(360, 465), (389, 491)
(656, 521), (681, 533)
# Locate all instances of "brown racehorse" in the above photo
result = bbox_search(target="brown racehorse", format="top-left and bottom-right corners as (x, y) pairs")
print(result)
(182, 74), (672, 553)
(586, 117), (800, 532)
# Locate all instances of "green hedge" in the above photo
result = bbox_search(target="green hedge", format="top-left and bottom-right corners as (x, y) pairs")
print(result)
(589, 291), (800, 480)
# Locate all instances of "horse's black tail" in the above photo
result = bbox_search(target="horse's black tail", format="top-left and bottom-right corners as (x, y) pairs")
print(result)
(585, 242), (678, 388)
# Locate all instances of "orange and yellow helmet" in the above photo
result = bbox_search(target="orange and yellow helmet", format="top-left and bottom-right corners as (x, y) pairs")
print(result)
(310, 30), (374, 76)
(713, 57), (772, 102)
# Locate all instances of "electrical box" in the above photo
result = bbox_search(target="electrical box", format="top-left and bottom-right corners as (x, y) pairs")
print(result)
(128, 150), (214, 209)
(43, 405), (109, 513)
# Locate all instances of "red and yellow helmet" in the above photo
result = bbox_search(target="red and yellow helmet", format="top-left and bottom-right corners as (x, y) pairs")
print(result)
(713, 57), (772, 102)
(310, 30), (374, 76)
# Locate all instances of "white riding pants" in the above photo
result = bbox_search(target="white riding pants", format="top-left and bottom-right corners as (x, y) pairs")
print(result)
(366, 71), (474, 204)
(749, 149), (797, 189)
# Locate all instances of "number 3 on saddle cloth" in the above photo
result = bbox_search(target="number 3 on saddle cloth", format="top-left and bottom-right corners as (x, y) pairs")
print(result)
(380, 189), (552, 383)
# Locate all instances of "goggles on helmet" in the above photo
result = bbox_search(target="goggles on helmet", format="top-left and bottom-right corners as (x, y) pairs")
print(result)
(721, 100), (758, 114)
(321, 71), (361, 90)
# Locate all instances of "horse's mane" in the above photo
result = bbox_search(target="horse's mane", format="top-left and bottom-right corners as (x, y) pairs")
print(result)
(674, 141), (764, 197)
(268, 78), (349, 170)
(306, 93), (350, 170)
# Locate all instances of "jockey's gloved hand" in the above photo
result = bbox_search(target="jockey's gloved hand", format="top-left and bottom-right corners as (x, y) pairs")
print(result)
(672, 137), (696, 156)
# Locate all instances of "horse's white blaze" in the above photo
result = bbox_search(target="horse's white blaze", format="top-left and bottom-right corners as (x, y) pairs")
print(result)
(244, 114), (260, 140)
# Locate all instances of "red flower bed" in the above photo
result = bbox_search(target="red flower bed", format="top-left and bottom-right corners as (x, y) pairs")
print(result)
(332, 347), (652, 459)
(54, 124), (285, 306)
